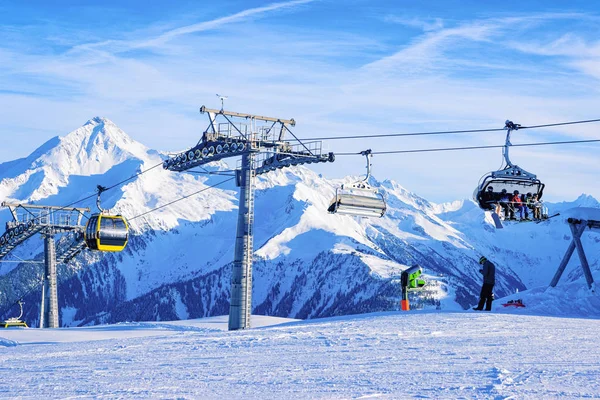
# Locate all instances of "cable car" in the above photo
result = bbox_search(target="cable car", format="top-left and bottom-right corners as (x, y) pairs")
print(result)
(84, 185), (129, 252)
(474, 120), (546, 216)
(328, 149), (387, 218)
(2, 300), (28, 328)
(85, 214), (129, 251)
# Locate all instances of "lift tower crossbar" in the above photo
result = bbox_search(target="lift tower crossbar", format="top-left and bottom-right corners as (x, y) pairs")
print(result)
(163, 106), (334, 330)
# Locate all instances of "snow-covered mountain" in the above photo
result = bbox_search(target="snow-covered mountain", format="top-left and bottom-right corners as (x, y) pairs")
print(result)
(1, 118), (599, 326)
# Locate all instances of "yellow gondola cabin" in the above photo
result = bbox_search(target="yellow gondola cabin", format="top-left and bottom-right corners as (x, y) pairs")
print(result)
(85, 214), (129, 252)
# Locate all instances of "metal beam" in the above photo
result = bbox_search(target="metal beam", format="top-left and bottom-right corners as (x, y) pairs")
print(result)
(549, 230), (578, 287)
(571, 222), (595, 289)
(1, 202), (90, 213)
(550, 219), (597, 289)
(5, 203), (18, 221)
(200, 106), (295, 126)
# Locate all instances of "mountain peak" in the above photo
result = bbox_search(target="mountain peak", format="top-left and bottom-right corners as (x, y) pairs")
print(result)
(65, 116), (135, 148)
(574, 194), (599, 207)
(83, 117), (121, 132)
(86, 116), (114, 126)
(0, 118), (151, 202)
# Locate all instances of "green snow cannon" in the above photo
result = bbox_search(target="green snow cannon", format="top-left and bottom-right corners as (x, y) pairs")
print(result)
(400, 265), (426, 311)
(403, 265), (426, 290)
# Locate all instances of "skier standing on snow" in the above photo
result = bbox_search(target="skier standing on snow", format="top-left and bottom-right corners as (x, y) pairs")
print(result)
(473, 256), (495, 311)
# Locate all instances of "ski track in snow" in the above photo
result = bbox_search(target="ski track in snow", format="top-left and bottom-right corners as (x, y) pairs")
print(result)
(1, 312), (599, 399)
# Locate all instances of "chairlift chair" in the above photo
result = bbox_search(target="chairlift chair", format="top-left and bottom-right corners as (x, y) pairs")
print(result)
(2, 299), (28, 328)
(474, 120), (545, 210)
(328, 150), (387, 218)
(84, 185), (129, 252)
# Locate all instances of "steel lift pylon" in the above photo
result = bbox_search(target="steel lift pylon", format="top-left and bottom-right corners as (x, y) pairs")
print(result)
(0, 202), (89, 328)
(163, 104), (334, 330)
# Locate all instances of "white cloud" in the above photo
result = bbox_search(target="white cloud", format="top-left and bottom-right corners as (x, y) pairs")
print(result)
(384, 15), (444, 32)
(67, 0), (316, 58)
(1, 7), (600, 202)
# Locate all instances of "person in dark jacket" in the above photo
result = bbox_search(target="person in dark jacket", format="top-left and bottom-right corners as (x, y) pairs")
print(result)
(498, 189), (511, 220)
(473, 256), (495, 311)
(481, 186), (496, 211)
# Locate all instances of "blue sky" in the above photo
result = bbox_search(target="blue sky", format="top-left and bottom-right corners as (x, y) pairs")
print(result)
(1, 0), (600, 202)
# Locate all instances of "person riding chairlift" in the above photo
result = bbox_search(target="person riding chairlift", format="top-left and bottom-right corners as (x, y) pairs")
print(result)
(530, 193), (542, 220)
(512, 190), (530, 221)
(498, 189), (510, 220)
(482, 186), (497, 211)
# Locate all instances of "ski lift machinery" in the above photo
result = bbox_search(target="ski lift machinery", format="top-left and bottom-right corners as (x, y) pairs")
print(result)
(474, 120), (545, 210)
(84, 185), (129, 252)
(328, 149), (387, 218)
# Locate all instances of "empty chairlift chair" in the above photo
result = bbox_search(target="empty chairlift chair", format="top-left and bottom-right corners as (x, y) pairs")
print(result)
(328, 149), (386, 218)
(2, 299), (28, 328)
(84, 185), (129, 252)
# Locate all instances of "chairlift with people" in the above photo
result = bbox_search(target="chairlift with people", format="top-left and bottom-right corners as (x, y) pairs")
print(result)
(327, 149), (387, 218)
(474, 121), (547, 225)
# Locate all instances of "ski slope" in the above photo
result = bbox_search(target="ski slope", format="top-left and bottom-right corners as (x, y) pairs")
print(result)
(1, 311), (599, 399)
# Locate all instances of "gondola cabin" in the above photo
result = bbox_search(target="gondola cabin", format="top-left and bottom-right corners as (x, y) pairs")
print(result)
(85, 214), (129, 252)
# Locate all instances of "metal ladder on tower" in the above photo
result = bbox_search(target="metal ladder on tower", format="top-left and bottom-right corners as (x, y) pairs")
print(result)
(244, 165), (256, 326)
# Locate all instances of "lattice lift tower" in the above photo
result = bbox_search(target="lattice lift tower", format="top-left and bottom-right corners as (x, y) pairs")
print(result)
(0, 202), (89, 328)
(163, 105), (334, 330)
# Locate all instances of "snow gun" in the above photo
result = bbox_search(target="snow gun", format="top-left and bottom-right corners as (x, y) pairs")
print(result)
(400, 265), (426, 311)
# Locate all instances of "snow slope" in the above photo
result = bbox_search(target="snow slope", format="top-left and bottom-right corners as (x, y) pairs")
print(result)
(1, 118), (599, 327)
(1, 311), (599, 398)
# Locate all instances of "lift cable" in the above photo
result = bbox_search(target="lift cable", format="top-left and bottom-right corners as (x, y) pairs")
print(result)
(1, 178), (233, 314)
(297, 127), (505, 142)
(5, 118), (600, 228)
(520, 118), (600, 130)
(11, 160), (165, 225)
(334, 138), (600, 156)
(0, 260), (44, 264)
(0, 276), (43, 318)
(5, 139), (597, 226)
(129, 177), (235, 221)
(293, 117), (600, 142)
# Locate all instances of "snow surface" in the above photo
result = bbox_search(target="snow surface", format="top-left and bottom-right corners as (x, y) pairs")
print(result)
(1, 312), (600, 398)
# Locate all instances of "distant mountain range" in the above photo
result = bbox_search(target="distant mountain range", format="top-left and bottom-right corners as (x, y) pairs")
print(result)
(1, 117), (598, 326)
